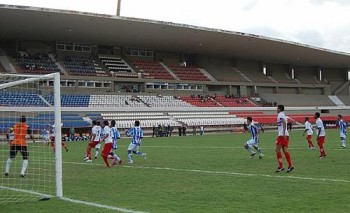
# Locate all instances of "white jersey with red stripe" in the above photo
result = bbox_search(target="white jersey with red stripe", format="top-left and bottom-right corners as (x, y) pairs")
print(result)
(91, 125), (102, 142)
(277, 112), (289, 136)
(102, 126), (113, 144)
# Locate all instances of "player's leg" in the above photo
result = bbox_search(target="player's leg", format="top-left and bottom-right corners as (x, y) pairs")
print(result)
(282, 147), (294, 173)
(19, 146), (29, 177)
(253, 143), (264, 159)
(340, 134), (346, 148)
(95, 143), (101, 159)
(127, 143), (136, 163)
(275, 137), (284, 172)
(306, 135), (315, 149)
(318, 136), (326, 158)
(132, 146), (146, 159)
(5, 145), (17, 176)
(61, 141), (68, 152)
(244, 139), (256, 158)
(101, 143), (113, 167)
(85, 141), (96, 161)
(110, 151), (122, 165)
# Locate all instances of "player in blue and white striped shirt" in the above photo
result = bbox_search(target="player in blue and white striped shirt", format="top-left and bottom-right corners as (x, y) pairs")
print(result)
(243, 117), (264, 159)
(110, 120), (122, 165)
(127, 120), (146, 164)
(337, 115), (347, 148)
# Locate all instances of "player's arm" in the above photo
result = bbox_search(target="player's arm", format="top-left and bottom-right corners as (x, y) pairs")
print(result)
(126, 128), (133, 136)
(27, 127), (35, 142)
(116, 130), (121, 139)
(303, 127), (307, 136)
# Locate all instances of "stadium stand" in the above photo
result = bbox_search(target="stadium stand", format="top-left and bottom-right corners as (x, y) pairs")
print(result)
(169, 112), (245, 126)
(198, 59), (248, 82)
(236, 61), (272, 83)
(0, 91), (48, 107)
(180, 96), (221, 107)
(100, 112), (180, 128)
(45, 94), (90, 107)
(294, 66), (321, 84)
(167, 64), (210, 81)
(60, 56), (108, 76)
(89, 95), (146, 108)
(267, 63), (297, 84)
(338, 95), (350, 106)
(138, 95), (193, 107)
(99, 55), (138, 78)
(214, 96), (256, 107)
(259, 93), (336, 106)
(16, 52), (60, 74)
(129, 58), (174, 80)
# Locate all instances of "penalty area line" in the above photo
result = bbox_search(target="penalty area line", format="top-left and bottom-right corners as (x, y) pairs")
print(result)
(64, 161), (350, 184)
(60, 197), (148, 213)
(123, 165), (350, 184)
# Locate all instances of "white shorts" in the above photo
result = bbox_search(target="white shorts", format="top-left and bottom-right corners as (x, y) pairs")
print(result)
(246, 138), (259, 148)
(340, 133), (347, 139)
(128, 143), (140, 151)
(95, 143), (101, 149)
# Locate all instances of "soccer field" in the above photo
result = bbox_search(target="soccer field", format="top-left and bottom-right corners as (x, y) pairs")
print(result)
(1, 129), (350, 213)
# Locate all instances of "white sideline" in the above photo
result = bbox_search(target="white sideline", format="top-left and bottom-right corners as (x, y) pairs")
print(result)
(64, 162), (350, 184)
(0, 185), (53, 198)
(60, 197), (148, 213)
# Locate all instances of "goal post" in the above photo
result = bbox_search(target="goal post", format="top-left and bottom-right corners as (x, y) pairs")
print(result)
(0, 72), (63, 202)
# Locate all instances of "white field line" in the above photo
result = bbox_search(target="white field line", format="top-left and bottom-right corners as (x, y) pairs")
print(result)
(0, 177), (147, 213)
(133, 145), (349, 151)
(0, 185), (53, 198)
(64, 162), (350, 184)
(60, 197), (148, 213)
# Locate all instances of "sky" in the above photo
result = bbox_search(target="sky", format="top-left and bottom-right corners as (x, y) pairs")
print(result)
(1, 0), (350, 53)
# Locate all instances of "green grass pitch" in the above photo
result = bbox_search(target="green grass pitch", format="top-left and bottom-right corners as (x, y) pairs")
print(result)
(1, 129), (349, 213)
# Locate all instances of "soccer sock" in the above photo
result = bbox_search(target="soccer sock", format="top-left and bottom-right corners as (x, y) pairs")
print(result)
(307, 139), (314, 148)
(253, 146), (262, 154)
(62, 142), (68, 151)
(5, 158), (12, 173)
(21, 160), (28, 176)
(87, 147), (92, 159)
(128, 154), (133, 162)
(318, 141), (326, 156)
(95, 149), (99, 157)
(284, 151), (292, 168)
(245, 147), (254, 154)
(133, 151), (144, 156)
(113, 154), (120, 161)
(276, 152), (283, 168)
(341, 139), (346, 147)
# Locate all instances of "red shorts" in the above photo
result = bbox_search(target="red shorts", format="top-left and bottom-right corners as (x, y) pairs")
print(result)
(276, 136), (289, 147)
(306, 135), (312, 140)
(102, 143), (113, 155)
(317, 136), (325, 144)
(89, 141), (99, 148)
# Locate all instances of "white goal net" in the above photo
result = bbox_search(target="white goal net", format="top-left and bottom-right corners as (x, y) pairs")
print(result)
(0, 73), (62, 202)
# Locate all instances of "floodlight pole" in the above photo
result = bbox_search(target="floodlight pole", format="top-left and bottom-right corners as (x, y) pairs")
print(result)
(117, 0), (122, 16)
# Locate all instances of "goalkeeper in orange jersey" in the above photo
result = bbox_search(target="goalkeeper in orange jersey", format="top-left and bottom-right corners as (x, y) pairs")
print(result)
(5, 116), (34, 177)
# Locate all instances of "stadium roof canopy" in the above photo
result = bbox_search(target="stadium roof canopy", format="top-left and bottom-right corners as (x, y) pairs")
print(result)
(1, 4), (350, 68)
